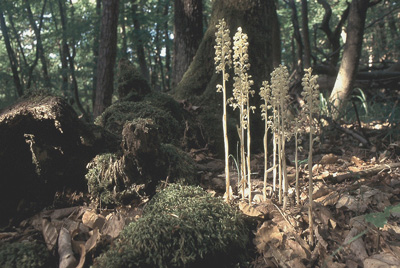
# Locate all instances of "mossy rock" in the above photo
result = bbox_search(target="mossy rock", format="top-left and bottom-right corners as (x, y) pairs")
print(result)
(0, 241), (54, 268)
(95, 101), (182, 144)
(94, 184), (249, 268)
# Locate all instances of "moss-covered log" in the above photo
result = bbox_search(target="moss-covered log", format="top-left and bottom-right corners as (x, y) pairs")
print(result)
(173, 0), (278, 154)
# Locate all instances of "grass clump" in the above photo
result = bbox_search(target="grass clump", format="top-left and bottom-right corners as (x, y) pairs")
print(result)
(0, 241), (53, 268)
(94, 184), (249, 268)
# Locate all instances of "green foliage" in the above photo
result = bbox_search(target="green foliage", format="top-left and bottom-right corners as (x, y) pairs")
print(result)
(0, 241), (53, 268)
(94, 184), (250, 268)
(94, 101), (182, 143)
(365, 204), (400, 228)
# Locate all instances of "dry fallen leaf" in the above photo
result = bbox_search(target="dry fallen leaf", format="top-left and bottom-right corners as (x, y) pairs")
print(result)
(58, 227), (77, 268)
(82, 210), (106, 230)
(41, 217), (58, 251)
(320, 154), (338, 165)
(254, 222), (283, 252)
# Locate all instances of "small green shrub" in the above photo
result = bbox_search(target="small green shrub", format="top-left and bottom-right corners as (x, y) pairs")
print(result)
(94, 184), (249, 268)
(0, 241), (53, 268)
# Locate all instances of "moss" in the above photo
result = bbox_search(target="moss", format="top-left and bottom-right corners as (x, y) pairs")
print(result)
(143, 91), (184, 123)
(95, 101), (182, 144)
(0, 241), (53, 268)
(85, 153), (145, 206)
(94, 184), (249, 268)
(159, 144), (197, 185)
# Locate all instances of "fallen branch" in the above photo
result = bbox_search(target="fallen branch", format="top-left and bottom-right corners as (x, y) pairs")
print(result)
(328, 162), (400, 182)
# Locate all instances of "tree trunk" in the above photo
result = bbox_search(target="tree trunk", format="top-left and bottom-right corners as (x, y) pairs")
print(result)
(92, 0), (101, 108)
(132, 1), (150, 82)
(58, 0), (71, 100)
(164, 0), (172, 90)
(93, 0), (120, 118)
(289, 0), (303, 74)
(172, 0), (203, 87)
(301, 0), (311, 69)
(0, 8), (23, 97)
(329, 0), (371, 119)
(174, 0), (276, 154)
(317, 0), (350, 67)
(24, 0), (52, 88)
(270, 2), (281, 68)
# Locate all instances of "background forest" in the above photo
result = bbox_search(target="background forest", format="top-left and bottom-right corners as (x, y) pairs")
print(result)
(1, 1), (400, 267)
(0, 0), (399, 117)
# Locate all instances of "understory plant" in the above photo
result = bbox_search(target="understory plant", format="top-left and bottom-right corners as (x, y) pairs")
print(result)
(301, 67), (320, 245)
(214, 19), (232, 201)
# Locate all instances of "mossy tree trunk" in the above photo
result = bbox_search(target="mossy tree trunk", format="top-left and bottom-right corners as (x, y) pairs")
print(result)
(173, 0), (278, 154)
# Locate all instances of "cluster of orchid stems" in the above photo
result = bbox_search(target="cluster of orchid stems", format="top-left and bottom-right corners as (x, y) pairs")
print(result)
(215, 21), (320, 244)
(215, 20), (255, 204)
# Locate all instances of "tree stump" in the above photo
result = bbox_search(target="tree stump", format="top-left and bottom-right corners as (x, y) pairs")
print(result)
(0, 94), (117, 226)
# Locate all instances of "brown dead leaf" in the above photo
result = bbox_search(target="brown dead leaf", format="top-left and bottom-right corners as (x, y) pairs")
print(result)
(320, 154), (338, 165)
(85, 228), (101, 253)
(101, 212), (126, 240)
(255, 222), (283, 252)
(82, 210), (106, 230)
(58, 227), (77, 268)
(363, 252), (400, 268)
(287, 257), (306, 268)
(41, 217), (58, 251)
(287, 239), (307, 260)
(239, 201), (264, 218)
(348, 166), (361, 172)
(351, 156), (365, 167)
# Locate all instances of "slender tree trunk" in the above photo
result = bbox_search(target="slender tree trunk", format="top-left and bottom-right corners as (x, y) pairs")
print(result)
(92, 0), (101, 107)
(58, 0), (70, 100)
(164, 0), (172, 91)
(172, 0), (203, 87)
(288, 0), (303, 74)
(270, 2), (281, 68)
(301, 0), (311, 69)
(0, 8), (23, 97)
(329, 0), (372, 119)
(68, 0), (88, 118)
(24, 0), (51, 88)
(93, 0), (120, 118)
(317, 0), (350, 67)
(120, 2), (128, 58)
(132, 1), (150, 82)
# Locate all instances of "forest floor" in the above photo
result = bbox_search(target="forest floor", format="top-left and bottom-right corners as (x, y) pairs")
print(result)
(1, 119), (400, 268)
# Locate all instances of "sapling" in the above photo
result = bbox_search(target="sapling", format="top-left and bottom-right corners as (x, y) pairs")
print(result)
(301, 67), (320, 246)
(214, 19), (232, 201)
(230, 27), (254, 203)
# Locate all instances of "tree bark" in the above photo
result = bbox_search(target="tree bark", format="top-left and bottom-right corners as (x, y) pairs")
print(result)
(164, 0), (172, 90)
(172, 0), (203, 87)
(329, 0), (371, 119)
(0, 8), (23, 97)
(93, 0), (120, 118)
